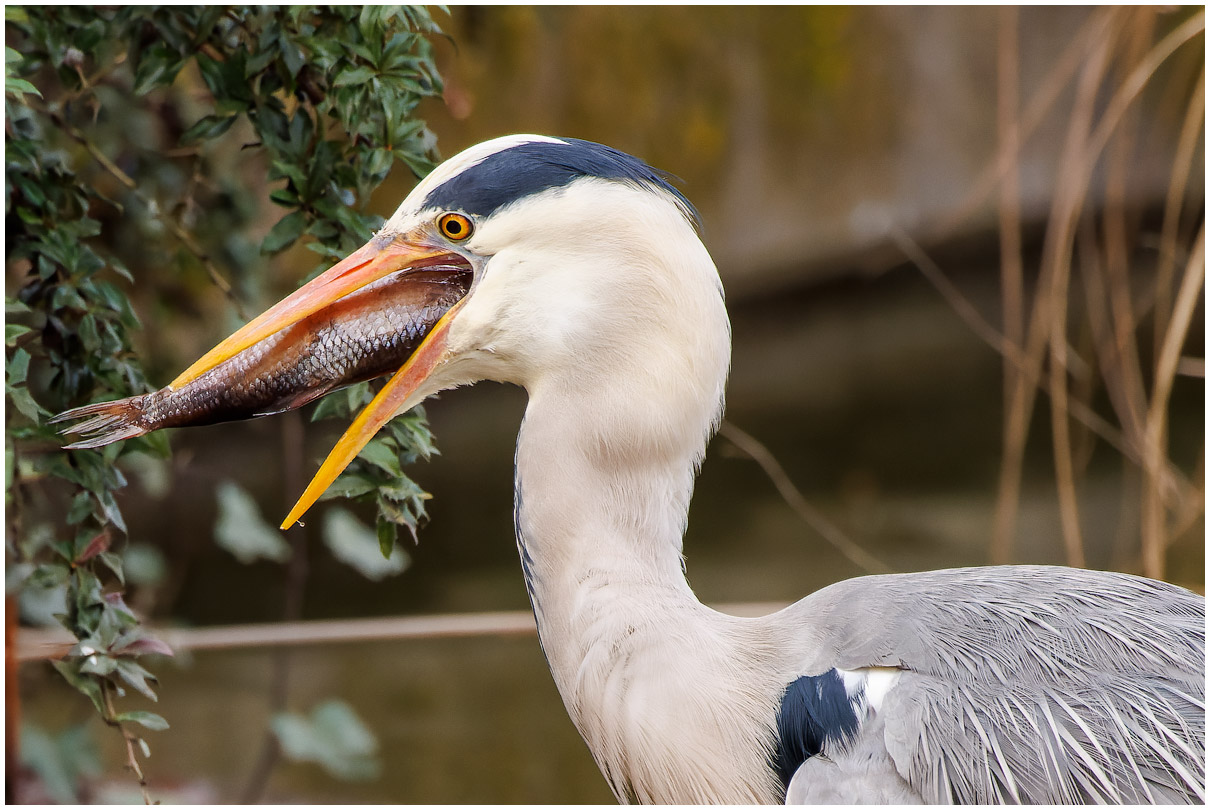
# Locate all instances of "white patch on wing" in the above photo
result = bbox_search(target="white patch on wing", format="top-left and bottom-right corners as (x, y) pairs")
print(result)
(838, 666), (902, 714)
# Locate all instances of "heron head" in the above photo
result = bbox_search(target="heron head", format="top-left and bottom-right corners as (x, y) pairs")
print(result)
(173, 135), (728, 527)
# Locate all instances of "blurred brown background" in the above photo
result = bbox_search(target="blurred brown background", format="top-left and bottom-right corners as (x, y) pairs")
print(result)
(21, 6), (1204, 803)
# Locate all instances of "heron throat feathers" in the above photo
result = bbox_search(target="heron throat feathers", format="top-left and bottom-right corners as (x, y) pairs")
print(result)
(502, 179), (732, 661)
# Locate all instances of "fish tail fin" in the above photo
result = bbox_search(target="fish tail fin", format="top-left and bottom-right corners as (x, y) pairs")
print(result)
(50, 397), (151, 450)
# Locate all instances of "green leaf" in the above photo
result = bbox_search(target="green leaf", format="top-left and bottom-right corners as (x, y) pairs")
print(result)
(19, 723), (99, 804)
(7, 347), (31, 383)
(376, 517), (397, 560)
(50, 660), (105, 714)
(269, 187), (299, 208)
(180, 114), (237, 146)
(272, 700), (380, 782)
(333, 65), (376, 88)
(261, 209), (308, 254)
(8, 385), (48, 421)
(113, 659), (159, 701)
(322, 507), (409, 580)
(214, 480), (291, 564)
(5, 76), (41, 98)
(318, 472), (379, 500)
(5, 323), (31, 346)
(357, 438), (403, 479)
(114, 711), (169, 732)
(132, 46), (184, 96)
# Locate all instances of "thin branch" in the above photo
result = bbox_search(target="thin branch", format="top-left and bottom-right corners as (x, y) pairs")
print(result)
(994, 7), (1029, 567)
(889, 227), (1149, 469)
(931, 8), (1115, 239)
(239, 411), (309, 804)
(16, 603), (793, 662)
(889, 226), (1198, 552)
(1154, 68), (1205, 379)
(717, 421), (894, 576)
(34, 102), (251, 321)
(101, 682), (153, 805)
(1141, 226), (1206, 578)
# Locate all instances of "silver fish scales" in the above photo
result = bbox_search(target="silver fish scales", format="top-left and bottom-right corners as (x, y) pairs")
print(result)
(52, 269), (468, 449)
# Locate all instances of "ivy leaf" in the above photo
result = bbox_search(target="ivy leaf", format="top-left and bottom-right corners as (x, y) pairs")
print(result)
(72, 531), (111, 565)
(7, 347), (31, 384)
(131, 46), (184, 96)
(113, 711), (169, 732)
(261, 209), (308, 254)
(113, 659), (159, 701)
(272, 700), (380, 782)
(322, 507), (409, 580)
(333, 65), (377, 88)
(357, 438), (403, 479)
(8, 384), (49, 422)
(19, 723), (99, 804)
(180, 113), (238, 146)
(376, 518), (397, 560)
(6, 322), (31, 346)
(50, 660), (105, 714)
(214, 481), (291, 564)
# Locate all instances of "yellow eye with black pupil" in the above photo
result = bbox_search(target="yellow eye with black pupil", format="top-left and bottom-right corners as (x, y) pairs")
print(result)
(438, 212), (473, 241)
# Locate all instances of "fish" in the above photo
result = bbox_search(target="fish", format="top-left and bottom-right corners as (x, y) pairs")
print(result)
(51, 267), (471, 449)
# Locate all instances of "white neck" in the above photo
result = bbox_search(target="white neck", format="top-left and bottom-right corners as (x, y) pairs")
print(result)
(438, 181), (785, 801)
(510, 310), (783, 803)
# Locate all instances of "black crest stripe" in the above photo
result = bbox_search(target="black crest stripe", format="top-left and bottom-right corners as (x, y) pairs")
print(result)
(422, 137), (699, 225)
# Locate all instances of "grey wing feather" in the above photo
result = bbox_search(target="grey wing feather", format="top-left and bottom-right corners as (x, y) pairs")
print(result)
(792, 566), (1205, 804)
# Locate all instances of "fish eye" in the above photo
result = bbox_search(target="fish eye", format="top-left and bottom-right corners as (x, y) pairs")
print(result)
(438, 212), (473, 242)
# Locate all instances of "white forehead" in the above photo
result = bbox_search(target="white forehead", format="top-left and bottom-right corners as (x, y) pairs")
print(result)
(383, 134), (564, 231)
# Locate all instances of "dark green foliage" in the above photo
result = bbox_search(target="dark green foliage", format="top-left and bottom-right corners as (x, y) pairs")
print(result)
(6, 5), (446, 800)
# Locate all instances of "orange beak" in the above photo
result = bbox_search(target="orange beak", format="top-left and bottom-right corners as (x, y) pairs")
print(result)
(278, 295), (465, 529)
(172, 233), (470, 529)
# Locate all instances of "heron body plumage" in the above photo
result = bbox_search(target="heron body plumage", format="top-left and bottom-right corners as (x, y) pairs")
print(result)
(55, 135), (1206, 803)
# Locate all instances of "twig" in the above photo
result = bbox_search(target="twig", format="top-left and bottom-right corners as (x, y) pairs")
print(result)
(1141, 227), (1205, 578)
(5, 597), (20, 805)
(101, 681), (153, 805)
(717, 421), (894, 576)
(888, 227), (1197, 557)
(888, 227), (1154, 470)
(1154, 68), (1205, 382)
(16, 603), (793, 662)
(35, 102), (251, 321)
(994, 7), (1028, 566)
(239, 411), (308, 804)
(930, 8), (1114, 240)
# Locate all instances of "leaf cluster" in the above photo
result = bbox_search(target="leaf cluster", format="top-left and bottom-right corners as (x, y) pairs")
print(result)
(6, 5), (447, 799)
(312, 387), (437, 557)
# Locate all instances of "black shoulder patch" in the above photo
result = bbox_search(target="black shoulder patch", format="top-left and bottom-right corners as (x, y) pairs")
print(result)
(772, 670), (862, 794)
(422, 137), (699, 224)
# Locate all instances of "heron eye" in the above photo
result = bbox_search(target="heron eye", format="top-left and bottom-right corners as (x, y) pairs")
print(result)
(438, 212), (473, 241)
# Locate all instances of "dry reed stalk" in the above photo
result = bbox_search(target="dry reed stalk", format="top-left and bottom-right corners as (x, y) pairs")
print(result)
(989, 8), (1204, 569)
(717, 421), (893, 576)
(1077, 220), (1144, 464)
(1099, 9), (1154, 457)
(934, 8), (1116, 240)
(1154, 67), (1205, 375)
(1042, 33), (1116, 568)
(994, 7), (1027, 565)
(891, 225), (1178, 483)
(992, 12), (1118, 566)
(1141, 227), (1205, 578)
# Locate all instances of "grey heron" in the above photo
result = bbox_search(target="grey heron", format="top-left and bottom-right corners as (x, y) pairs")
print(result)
(59, 135), (1206, 803)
